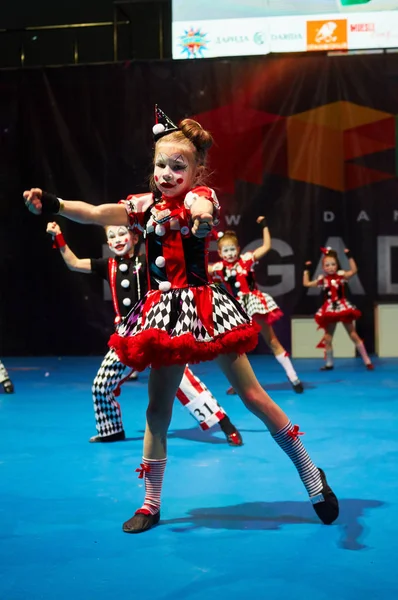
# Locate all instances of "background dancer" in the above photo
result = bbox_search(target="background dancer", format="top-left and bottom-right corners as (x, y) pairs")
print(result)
(47, 221), (243, 445)
(210, 223), (304, 394)
(303, 247), (374, 371)
(0, 359), (14, 394)
(24, 107), (338, 533)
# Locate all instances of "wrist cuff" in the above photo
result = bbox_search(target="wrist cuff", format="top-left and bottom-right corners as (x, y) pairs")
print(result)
(52, 233), (66, 249)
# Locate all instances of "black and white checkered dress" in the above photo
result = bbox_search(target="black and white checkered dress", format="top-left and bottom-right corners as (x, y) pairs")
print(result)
(211, 253), (283, 325)
(109, 188), (260, 370)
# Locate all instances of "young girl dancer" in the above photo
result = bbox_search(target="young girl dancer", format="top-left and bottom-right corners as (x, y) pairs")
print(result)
(46, 221), (243, 445)
(303, 247), (374, 371)
(24, 106), (338, 533)
(210, 225), (304, 394)
(0, 359), (14, 393)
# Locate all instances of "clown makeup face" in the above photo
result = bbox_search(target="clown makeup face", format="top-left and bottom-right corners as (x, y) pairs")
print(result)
(219, 242), (239, 263)
(323, 257), (338, 275)
(106, 226), (138, 257)
(154, 144), (196, 197)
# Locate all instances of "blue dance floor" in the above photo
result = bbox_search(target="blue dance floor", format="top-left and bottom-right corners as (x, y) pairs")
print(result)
(1, 355), (397, 599)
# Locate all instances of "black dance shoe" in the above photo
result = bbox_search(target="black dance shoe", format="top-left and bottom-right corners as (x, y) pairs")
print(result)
(320, 365), (334, 371)
(123, 510), (160, 533)
(89, 430), (126, 443)
(291, 379), (304, 393)
(311, 468), (339, 525)
(2, 379), (14, 394)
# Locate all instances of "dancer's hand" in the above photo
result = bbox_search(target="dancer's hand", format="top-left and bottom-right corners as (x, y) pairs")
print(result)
(23, 188), (43, 215)
(191, 213), (214, 238)
(46, 222), (61, 236)
(304, 261), (312, 270)
(256, 216), (266, 223)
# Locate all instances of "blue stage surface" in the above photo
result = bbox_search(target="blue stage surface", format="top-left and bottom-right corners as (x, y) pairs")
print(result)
(1, 355), (397, 599)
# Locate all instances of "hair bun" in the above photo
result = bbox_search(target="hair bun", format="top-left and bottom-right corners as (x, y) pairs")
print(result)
(179, 119), (213, 152)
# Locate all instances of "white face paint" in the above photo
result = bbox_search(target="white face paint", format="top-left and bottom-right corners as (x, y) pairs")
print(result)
(106, 226), (135, 256)
(323, 257), (338, 275)
(220, 243), (239, 263)
(154, 144), (196, 197)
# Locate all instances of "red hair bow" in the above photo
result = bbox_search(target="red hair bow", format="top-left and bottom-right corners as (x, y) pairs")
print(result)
(320, 246), (332, 255)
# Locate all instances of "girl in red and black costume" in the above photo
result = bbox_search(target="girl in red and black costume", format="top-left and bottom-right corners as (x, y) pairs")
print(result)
(210, 224), (303, 394)
(304, 246), (374, 371)
(24, 106), (339, 533)
(46, 220), (242, 445)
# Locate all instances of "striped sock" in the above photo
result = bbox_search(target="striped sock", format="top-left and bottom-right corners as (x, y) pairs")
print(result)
(136, 457), (167, 516)
(272, 421), (323, 497)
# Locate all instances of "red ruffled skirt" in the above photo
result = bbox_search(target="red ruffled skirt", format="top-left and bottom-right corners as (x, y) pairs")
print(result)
(239, 290), (283, 325)
(315, 299), (361, 329)
(109, 284), (260, 371)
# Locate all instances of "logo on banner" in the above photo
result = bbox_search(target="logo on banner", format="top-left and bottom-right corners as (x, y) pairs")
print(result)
(179, 27), (208, 58)
(254, 31), (266, 45)
(307, 19), (348, 50)
(350, 23), (375, 32)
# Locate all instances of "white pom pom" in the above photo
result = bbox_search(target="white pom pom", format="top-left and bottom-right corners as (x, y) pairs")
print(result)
(231, 270), (237, 277)
(217, 231), (224, 239)
(121, 279), (130, 289)
(155, 224), (166, 237)
(234, 281), (241, 288)
(159, 281), (171, 292)
(122, 298), (132, 307)
(119, 263), (128, 272)
(153, 123), (165, 136)
(155, 256), (166, 268)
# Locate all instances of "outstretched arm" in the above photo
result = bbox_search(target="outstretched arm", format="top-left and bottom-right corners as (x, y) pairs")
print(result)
(252, 216), (271, 261)
(24, 188), (128, 226)
(303, 261), (319, 288)
(342, 249), (358, 279)
(46, 222), (92, 273)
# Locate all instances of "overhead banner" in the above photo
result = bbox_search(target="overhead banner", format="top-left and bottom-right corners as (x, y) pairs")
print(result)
(1, 53), (397, 355)
(172, 1), (398, 58)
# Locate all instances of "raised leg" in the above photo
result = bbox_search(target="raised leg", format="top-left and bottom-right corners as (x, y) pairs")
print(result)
(216, 353), (339, 525)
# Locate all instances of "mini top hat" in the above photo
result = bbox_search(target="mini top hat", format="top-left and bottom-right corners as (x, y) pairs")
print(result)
(152, 105), (180, 141)
(320, 246), (333, 255)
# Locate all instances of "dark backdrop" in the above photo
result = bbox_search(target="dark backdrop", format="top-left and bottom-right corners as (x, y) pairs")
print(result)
(1, 53), (398, 356)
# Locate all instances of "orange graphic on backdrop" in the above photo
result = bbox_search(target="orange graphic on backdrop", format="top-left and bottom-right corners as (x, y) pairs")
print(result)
(307, 19), (348, 51)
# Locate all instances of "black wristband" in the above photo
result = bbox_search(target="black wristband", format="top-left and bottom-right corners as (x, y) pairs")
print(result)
(303, 262), (311, 272)
(345, 249), (353, 259)
(258, 217), (268, 229)
(41, 192), (61, 215)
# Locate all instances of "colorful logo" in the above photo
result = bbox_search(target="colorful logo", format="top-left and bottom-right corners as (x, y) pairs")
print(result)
(179, 28), (208, 58)
(307, 19), (348, 51)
